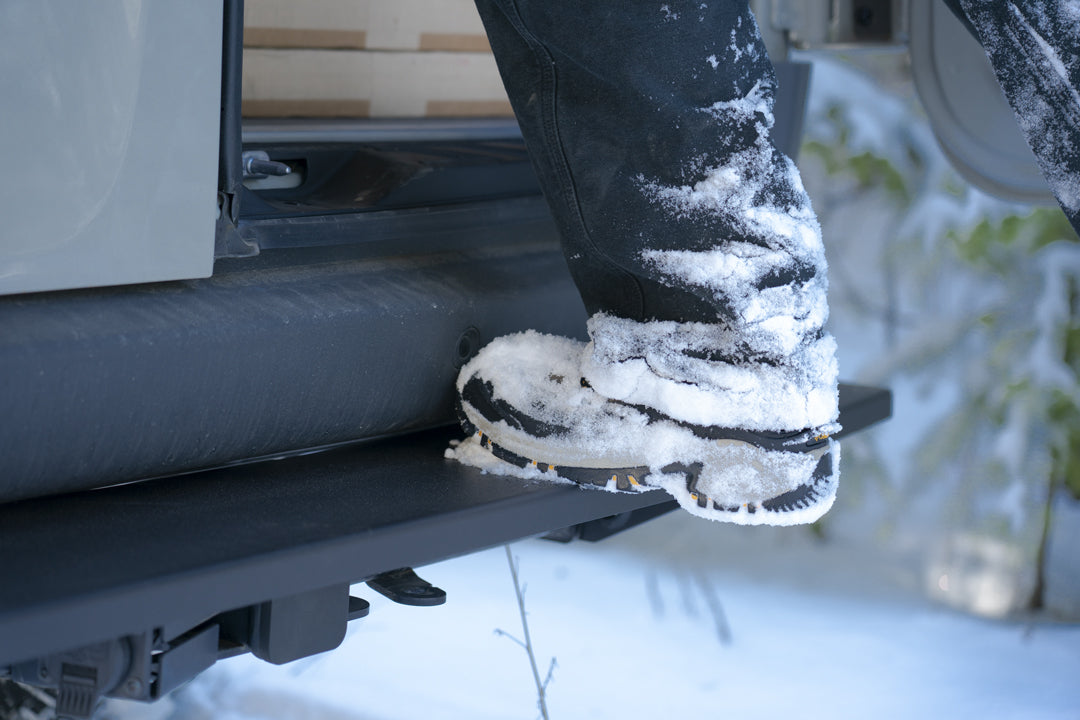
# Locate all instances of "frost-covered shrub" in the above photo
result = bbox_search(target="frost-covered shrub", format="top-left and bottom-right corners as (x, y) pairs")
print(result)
(799, 55), (1079, 616)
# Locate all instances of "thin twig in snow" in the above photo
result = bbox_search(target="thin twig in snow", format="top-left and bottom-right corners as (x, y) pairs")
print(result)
(694, 571), (733, 645)
(496, 544), (556, 720)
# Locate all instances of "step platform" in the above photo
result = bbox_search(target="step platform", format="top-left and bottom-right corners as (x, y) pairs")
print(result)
(0, 382), (889, 699)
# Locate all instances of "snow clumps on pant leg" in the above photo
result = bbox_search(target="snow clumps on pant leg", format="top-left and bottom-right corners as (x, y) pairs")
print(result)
(581, 314), (838, 432)
(583, 80), (839, 433)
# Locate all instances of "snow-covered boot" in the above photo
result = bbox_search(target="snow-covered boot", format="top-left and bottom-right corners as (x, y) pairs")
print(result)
(452, 330), (839, 526)
(450, 0), (840, 525)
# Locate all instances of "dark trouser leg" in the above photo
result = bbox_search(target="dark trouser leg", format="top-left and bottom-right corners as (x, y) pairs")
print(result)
(473, 1), (826, 333)
(958, 0), (1080, 235)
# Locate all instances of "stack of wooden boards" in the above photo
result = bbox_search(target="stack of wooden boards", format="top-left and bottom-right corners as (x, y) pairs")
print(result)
(242, 0), (513, 118)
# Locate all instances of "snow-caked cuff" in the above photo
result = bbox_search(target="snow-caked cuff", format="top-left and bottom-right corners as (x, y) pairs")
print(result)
(639, 245), (829, 358)
(581, 313), (839, 432)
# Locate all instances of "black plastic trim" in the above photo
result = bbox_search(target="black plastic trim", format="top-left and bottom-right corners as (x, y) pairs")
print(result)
(0, 207), (584, 503)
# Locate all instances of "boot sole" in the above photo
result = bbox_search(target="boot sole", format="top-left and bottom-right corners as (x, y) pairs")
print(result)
(457, 398), (838, 526)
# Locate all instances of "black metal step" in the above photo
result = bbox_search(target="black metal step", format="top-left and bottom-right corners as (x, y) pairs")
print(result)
(0, 383), (889, 669)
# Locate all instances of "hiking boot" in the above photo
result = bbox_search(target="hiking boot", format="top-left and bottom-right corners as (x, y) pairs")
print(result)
(449, 330), (840, 526)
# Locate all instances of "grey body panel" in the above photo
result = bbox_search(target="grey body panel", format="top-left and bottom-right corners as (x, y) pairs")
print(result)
(0, 1), (222, 295)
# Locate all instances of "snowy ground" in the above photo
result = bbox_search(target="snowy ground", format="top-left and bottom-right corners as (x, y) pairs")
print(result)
(107, 510), (1080, 720)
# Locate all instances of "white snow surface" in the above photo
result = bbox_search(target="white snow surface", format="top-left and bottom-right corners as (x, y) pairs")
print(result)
(583, 313), (839, 430)
(449, 330), (838, 524)
(638, 143), (826, 277)
(110, 515), (1080, 720)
